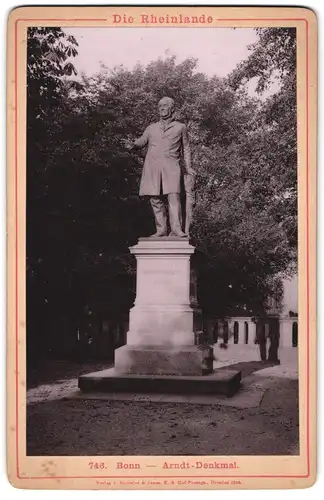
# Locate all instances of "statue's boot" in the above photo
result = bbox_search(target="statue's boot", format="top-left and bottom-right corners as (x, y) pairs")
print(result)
(149, 196), (168, 237)
(168, 193), (187, 238)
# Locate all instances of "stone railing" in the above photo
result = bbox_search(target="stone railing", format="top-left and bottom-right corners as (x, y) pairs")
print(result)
(202, 316), (298, 348)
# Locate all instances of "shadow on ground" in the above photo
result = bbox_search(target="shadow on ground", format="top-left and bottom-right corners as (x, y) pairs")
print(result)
(218, 360), (280, 378)
(27, 361), (113, 389)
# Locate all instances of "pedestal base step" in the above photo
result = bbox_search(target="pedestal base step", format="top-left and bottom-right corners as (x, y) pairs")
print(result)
(114, 344), (213, 376)
(78, 368), (242, 397)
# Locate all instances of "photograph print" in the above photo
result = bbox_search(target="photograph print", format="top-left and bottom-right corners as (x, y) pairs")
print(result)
(5, 1), (319, 489)
(25, 22), (301, 460)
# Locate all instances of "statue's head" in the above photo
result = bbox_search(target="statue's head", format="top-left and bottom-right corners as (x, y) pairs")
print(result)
(158, 97), (175, 120)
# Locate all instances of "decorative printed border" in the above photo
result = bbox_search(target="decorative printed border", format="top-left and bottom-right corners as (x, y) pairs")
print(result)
(13, 16), (310, 481)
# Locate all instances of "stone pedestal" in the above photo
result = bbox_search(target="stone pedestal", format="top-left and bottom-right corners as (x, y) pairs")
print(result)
(114, 237), (212, 376)
(79, 237), (242, 397)
(115, 345), (213, 376)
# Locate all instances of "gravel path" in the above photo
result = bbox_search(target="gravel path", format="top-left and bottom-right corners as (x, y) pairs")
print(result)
(27, 376), (299, 456)
(26, 351), (299, 456)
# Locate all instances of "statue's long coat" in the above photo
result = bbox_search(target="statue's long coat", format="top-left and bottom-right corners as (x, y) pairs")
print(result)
(134, 119), (192, 196)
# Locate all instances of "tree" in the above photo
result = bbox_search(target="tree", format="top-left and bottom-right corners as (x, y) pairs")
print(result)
(27, 40), (297, 362)
(27, 27), (79, 121)
(229, 28), (297, 257)
(26, 28), (80, 365)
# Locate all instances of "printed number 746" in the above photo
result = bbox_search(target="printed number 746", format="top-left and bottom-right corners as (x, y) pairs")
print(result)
(89, 462), (106, 469)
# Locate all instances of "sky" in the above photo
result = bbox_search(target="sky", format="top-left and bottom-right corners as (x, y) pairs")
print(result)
(64, 27), (259, 79)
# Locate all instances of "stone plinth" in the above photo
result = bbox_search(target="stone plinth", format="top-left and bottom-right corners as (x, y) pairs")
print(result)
(115, 345), (213, 376)
(114, 237), (210, 375)
(126, 237), (198, 346)
(79, 368), (242, 397)
(78, 240), (242, 396)
(77, 236), (241, 395)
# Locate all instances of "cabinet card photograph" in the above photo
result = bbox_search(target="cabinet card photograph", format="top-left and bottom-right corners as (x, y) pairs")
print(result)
(6, 5), (317, 490)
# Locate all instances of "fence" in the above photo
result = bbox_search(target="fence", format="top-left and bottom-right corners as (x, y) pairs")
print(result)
(203, 317), (298, 348)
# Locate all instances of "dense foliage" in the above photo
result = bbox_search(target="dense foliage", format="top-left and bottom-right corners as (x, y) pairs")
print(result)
(26, 27), (297, 360)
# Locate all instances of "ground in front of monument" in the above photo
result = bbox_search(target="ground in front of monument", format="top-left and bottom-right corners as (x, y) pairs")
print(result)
(26, 344), (299, 456)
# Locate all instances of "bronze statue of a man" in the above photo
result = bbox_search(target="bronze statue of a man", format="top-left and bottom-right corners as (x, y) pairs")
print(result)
(130, 97), (196, 238)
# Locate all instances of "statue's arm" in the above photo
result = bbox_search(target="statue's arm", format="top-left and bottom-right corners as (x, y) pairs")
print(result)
(132, 127), (149, 149)
(182, 125), (196, 176)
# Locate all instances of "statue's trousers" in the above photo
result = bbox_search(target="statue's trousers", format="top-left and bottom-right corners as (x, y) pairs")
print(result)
(150, 194), (183, 235)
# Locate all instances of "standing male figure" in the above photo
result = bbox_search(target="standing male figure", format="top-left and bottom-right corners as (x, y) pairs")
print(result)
(130, 97), (196, 237)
